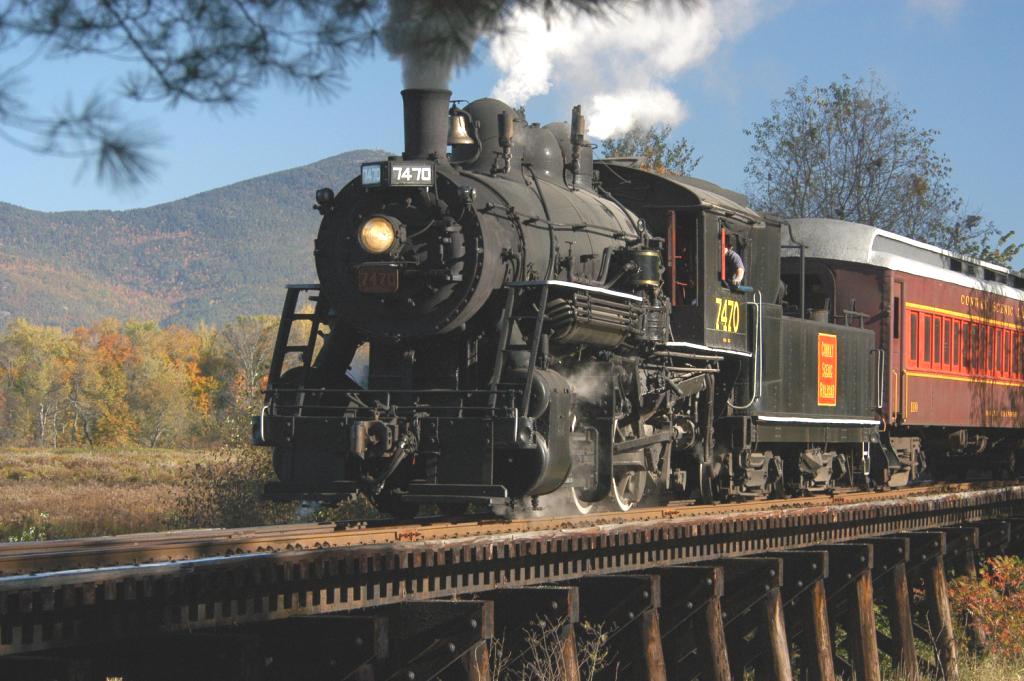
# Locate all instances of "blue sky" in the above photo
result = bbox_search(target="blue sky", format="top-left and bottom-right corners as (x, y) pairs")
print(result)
(0, 0), (1020, 249)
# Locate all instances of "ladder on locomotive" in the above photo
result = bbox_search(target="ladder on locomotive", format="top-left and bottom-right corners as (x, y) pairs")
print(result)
(266, 284), (325, 411)
(489, 282), (550, 417)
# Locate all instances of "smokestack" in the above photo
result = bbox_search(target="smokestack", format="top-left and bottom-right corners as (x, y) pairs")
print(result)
(402, 89), (451, 161)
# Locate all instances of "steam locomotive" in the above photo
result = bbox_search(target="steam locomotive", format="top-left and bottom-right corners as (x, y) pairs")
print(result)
(253, 88), (1023, 517)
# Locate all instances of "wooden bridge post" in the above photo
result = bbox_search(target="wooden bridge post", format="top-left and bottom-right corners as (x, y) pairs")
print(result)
(377, 600), (494, 681)
(823, 544), (880, 681)
(483, 586), (580, 681)
(801, 580), (836, 681)
(945, 527), (986, 654)
(576, 574), (667, 681)
(759, 585), (792, 681)
(701, 580), (732, 681)
(905, 531), (958, 681)
(973, 519), (1011, 556)
(461, 643), (491, 681)
(718, 557), (791, 681)
(560, 619), (581, 681)
(924, 553), (958, 680)
(651, 565), (730, 681)
(849, 565), (881, 681)
(866, 537), (917, 680)
(770, 551), (834, 681)
(1003, 516), (1024, 554)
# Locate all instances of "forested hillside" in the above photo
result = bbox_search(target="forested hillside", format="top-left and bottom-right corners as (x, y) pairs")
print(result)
(0, 149), (388, 328)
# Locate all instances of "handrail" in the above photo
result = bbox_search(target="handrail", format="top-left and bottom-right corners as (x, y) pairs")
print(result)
(871, 348), (886, 409)
(728, 290), (763, 410)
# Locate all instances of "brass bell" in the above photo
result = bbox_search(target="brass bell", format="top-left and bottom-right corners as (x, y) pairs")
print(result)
(447, 112), (474, 146)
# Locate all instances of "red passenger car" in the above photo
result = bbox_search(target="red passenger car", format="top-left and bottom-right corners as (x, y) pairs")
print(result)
(783, 219), (1024, 478)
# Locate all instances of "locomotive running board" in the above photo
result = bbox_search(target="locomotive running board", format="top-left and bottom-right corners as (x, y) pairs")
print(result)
(403, 483), (508, 503)
(263, 480), (359, 502)
(506, 279), (644, 302)
(664, 340), (753, 357)
(755, 415), (881, 426)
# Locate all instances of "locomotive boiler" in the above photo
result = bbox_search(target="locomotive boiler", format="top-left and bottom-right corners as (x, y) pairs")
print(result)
(255, 87), (953, 518)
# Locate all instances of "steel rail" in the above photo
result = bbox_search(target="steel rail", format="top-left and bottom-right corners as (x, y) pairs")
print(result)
(0, 482), (1001, 577)
(0, 483), (1022, 656)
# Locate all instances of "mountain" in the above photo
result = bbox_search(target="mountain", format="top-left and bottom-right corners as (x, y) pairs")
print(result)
(0, 150), (389, 329)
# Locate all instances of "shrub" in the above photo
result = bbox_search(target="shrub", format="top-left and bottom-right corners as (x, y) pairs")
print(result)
(949, 555), (1024, 660)
(490, 617), (609, 681)
(168, 445), (297, 528)
(5, 512), (50, 542)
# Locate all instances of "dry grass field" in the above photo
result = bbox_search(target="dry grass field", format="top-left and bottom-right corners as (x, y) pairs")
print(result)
(0, 446), (307, 540)
(0, 448), (208, 540)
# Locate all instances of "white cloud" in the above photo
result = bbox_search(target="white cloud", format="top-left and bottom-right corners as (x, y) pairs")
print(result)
(907, 0), (965, 21)
(489, 0), (775, 138)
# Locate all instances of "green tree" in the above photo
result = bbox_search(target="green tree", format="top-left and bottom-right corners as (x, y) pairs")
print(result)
(600, 125), (701, 175)
(207, 315), (278, 440)
(744, 74), (1018, 264)
(0, 319), (73, 445)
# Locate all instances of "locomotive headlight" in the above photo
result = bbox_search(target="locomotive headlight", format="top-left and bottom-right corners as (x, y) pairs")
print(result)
(358, 216), (397, 254)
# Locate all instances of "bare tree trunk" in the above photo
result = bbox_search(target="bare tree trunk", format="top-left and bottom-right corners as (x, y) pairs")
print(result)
(37, 403), (46, 445)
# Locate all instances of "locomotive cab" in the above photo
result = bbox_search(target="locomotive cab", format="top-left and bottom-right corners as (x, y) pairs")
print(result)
(593, 161), (781, 353)
(597, 162), (884, 498)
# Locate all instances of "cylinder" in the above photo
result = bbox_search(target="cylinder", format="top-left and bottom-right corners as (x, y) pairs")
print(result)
(402, 88), (451, 161)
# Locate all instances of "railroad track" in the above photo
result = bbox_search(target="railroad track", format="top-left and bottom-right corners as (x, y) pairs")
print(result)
(0, 481), (1003, 576)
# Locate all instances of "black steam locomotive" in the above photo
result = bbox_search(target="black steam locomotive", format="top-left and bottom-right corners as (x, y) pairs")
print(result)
(253, 88), (893, 517)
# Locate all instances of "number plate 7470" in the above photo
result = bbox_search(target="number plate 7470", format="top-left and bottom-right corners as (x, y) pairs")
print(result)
(390, 162), (434, 186)
(357, 266), (399, 293)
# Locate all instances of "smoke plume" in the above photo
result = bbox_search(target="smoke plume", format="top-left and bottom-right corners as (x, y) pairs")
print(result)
(382, 1), (498, 90)
(489, 0), (774, 139)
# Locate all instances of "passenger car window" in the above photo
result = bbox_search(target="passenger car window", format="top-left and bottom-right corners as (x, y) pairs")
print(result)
(943, 320), (951, 365)
(910, 314), (918, 362)
(924, 316), (932, 362)
(953, 323), (960, 367)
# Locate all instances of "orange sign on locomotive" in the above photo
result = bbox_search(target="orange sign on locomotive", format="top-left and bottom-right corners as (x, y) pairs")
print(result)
(817, 333), (838, 407)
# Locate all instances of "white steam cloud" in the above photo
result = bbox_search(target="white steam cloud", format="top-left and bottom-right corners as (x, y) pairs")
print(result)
(589, 88), (687, 140)
(489, 0), (773, 139)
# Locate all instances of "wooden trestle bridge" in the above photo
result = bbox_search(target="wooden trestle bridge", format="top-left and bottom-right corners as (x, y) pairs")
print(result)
(1, 483), (1022, 680)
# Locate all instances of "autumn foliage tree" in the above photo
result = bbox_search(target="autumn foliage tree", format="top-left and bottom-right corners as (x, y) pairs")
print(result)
(0, 315), (277, 448)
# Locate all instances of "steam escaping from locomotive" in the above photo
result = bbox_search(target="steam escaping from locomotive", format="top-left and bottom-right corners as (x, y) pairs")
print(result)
(588, 87), (687, 140)
(566, 365), (610, 405)
(489, 0), (773, 137)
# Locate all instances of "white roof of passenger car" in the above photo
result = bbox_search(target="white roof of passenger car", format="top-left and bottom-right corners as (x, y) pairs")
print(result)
(781, 218), (1024, 301)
